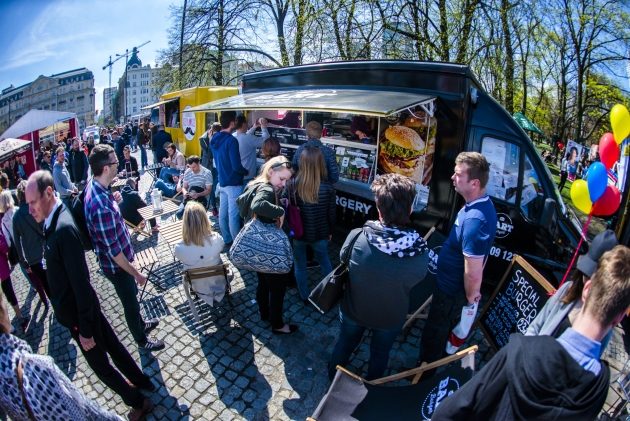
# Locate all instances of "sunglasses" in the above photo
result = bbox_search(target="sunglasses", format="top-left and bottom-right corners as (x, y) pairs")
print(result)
(271, 161), (291, 170)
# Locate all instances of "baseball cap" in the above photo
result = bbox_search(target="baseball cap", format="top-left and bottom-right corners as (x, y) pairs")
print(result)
(576, 229), (618, 278)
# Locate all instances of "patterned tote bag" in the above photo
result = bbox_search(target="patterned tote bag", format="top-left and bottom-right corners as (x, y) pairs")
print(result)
(229, 218), (293, 274)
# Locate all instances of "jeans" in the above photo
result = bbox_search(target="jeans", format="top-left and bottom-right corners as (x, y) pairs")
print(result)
(155, 179), (177, 198)
(139, 145), (148, 168)
(293, 239), (333, 300)
(218, 184), (243, 244)
(104, 270), (147, 344)
(419, 286), (467, 364)
(160, 167), (180, 183)
(329, 311), (400, 380)
(208, 167), (218, 209)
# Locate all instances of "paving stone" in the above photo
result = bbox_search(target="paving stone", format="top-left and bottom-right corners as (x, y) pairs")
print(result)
(8, 162), (625, 421)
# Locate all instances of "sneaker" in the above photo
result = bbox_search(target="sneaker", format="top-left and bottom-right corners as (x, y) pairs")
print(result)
(128, 398), (153, 421)
(139, 337), (165, 351)
(144, 319), (159, 334)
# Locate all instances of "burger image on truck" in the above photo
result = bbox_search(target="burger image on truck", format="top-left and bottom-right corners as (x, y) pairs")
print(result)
(379, 125), (425, 177)
(189, 60), (582, 289)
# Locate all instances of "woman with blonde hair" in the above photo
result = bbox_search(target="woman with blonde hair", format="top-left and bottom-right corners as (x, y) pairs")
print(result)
(237, 155), (298, 334)
(0, 190), (15, 247)
(174, 202), (225, 306)
(292, 146), (335, 301)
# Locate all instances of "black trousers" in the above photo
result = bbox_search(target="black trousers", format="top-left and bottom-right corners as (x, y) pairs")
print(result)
(28, 262), (50, 303)
(419, 286), (467, 364)
(256, 272), (290, 329)
(70, 311), (148, 409)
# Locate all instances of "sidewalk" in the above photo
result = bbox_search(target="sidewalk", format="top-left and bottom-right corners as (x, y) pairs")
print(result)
(3, 165), (628, 419)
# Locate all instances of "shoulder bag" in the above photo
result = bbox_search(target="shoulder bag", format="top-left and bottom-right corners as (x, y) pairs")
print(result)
(308, 229), (362, 314)
(229, 217), (293, 274)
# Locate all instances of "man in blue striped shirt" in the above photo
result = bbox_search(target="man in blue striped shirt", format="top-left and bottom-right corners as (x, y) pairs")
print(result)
(84, 144), (164, 351)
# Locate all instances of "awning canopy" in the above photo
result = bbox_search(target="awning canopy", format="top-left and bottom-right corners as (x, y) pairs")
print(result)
(1, 109), (76, 140)
(0, 138), (32, 163)
(188, 89), (436, 118)
(513, 112), (543, 135)
(141, 97), (180, 110)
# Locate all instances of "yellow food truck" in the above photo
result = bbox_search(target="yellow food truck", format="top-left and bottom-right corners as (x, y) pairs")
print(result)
(144, 86), (238, 156)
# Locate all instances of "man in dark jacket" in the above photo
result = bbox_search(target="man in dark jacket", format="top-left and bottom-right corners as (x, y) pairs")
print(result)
(292, 121), (339, 183)
(151, 123), (172, 165)
(25, 170), (154, 421)
(68, 138), (89, 185)
(119, 178), (158, 232)
(210, 111), (247, 244)
(13, 180), (50, 307)
(433, 245), (630, 420)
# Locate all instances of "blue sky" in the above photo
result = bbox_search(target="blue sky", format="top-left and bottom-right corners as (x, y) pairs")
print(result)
(0, 0), (173, 111)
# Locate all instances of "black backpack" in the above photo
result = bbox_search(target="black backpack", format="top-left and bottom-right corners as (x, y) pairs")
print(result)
(68, 188), (94, 251)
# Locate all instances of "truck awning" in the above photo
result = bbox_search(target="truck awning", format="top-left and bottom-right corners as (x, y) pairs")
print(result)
(188, 89), (436, 117)
(141, 97), (180, 110)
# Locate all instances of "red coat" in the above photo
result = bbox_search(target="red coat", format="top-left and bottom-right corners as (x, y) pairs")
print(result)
(0, 232), (10, 280)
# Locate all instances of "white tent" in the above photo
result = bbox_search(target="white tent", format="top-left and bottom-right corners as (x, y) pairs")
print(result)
(0, 109), (77, 140)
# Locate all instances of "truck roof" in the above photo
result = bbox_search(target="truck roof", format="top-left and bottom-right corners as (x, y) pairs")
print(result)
(242, 60), (482, 97)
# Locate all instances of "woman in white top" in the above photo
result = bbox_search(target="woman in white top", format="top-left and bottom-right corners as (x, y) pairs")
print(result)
(174, 202), (225, 306)
(0, 191), (15, 247)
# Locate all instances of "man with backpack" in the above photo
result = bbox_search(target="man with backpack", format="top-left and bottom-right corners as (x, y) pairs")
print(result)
(84, 144), (164, 351)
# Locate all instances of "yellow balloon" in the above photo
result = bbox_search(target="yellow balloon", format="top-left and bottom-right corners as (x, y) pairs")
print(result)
(610, 104), (630, 145)
(570, 179), (592, 215)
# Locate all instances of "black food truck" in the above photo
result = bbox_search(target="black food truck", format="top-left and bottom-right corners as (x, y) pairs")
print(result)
(190, 61), (582, 287)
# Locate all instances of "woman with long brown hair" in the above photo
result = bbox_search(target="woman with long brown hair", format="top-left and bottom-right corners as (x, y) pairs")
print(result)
(292, 146), (335, 301)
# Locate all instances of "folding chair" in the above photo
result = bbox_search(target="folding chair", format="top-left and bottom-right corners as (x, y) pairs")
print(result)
(309, 345), (478, 421)
(124, 218), (152, 238)
(135, 247), (162, 301)
(182, 263), (232, 323)
(606, 358), (630, 417)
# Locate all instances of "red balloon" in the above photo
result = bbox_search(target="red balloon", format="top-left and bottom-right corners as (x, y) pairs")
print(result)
(592, 185), (621, 216)
(598, 132), (620, 170)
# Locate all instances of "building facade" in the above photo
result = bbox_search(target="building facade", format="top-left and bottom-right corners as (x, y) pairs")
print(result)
(117, 48), (162, 122)
(0, 68), (95, 133)
(102, 87), (118, 122)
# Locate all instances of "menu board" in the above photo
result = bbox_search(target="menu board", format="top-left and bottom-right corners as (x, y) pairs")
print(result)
(477, 255), (555, 350)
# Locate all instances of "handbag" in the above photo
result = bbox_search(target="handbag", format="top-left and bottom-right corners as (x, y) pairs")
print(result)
(308, 229), (362, 314)
(286, 180), (304, 240)
(229, 217), (293, 274)
(445, 302), (478, 354)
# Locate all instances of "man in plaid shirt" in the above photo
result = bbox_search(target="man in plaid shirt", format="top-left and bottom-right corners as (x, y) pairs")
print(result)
(84, 144), (164, 351)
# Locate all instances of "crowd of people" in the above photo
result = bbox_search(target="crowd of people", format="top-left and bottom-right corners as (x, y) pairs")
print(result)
(0, 110), (628, 421)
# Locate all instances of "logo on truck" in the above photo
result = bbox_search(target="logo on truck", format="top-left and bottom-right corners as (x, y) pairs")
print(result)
(495, 213), (514, 239)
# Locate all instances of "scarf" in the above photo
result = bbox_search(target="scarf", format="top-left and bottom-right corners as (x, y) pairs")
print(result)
(363, 220), (428, 258)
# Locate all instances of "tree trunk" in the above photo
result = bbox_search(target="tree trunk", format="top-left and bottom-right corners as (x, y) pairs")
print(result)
(501, 0), (514, 114)
(438, 0), (449, 61)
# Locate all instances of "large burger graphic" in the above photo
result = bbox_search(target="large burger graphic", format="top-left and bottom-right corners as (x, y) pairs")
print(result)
(378, 125), (426, 178)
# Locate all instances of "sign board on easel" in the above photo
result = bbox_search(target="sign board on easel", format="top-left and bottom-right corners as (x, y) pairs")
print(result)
(477, 255), (556, 350)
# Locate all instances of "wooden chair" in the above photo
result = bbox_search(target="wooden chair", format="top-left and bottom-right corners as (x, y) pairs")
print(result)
(309, 345), (478, 421)
(135, 247), (161, 300)
(182, 263), (231, 323)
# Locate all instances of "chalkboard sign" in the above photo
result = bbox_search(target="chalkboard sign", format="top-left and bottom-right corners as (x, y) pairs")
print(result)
(477, 255), (556, 350)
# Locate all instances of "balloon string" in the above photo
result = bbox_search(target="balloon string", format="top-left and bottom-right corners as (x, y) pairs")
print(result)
(553, 213), (593, 295)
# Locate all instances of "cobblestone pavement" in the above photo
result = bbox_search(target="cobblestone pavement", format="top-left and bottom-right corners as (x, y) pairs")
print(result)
(3, 163), (628, 420)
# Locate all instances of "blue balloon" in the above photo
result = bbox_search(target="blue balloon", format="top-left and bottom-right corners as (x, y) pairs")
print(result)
(587, 162), (607, 202)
